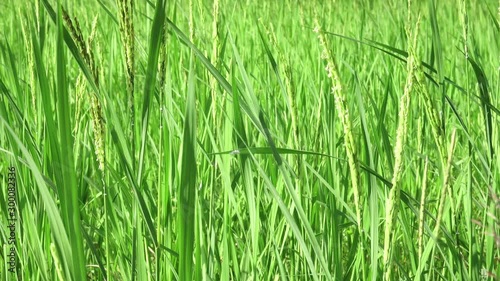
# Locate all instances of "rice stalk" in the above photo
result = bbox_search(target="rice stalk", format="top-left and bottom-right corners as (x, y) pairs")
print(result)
(62, 10), (91, 75)
(210, 0), (220, 122)
(62, 10), (105, 171)
(402, 1), (445, 166)
(298, 4), (306, 29)
(73, 73), (85, 134)
(189, 0), (195, 43)
(50, 243), (65, 281)
(156, 20), (169, 281)
(416, 111), (423, 153)
(418, 157), (429, 260)
(116, 0), (135, 155)
(313, 18), (363, 238)
(34, 0), (41, 31)
(414, 67), (445, 163)
(274, 25), (299, 150)
(261, 21), (300, 151)
(433, 129), (457, 238)
(417, 82), (445, 165)
(88, 20), (105, 172)
(90, 95), (106, 172)
(158, 21), (169, 90)
(383, 14), (421, 280)
(460, 0), (469, 59)
(459, 7), (474, 278)
(20, 11), (37, 126)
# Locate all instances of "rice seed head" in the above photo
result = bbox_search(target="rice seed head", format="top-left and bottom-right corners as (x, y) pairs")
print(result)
(62, 8), (105, 171)
(212, 0), (220, 47)
(91, 96), (106, 171)
(415, 69), (445, 160)
(87, 16), (100, 87)
(62, 9), (99, 85)
(91, 37), (106, 172)
(210, 0), (220, 122)
(73, 73), (85, 134)
(383, 14), (421, 281)
(117, 0), (135, 137)
(35, 0), (41, 31)
(284, 63), (299, 145)
(394, 14), (420, 177)
(405, 8), (444, 162)
(189, 0), (195, 42)
(298, 3), (306, 28)
(124, 0), (135, 93)
(261, 21), (299, 147)
(50, 243), (65, 281)
(88, 16), (99, 49)
(62, 9), (91, 68)
(20, 11), (37, 125)
(460, 0), (469, 58)
(314, 18), (363, 234)
(158, 24), (168, 87)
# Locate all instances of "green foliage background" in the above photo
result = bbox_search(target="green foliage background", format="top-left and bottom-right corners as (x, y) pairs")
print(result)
(0, 0), (499, 280)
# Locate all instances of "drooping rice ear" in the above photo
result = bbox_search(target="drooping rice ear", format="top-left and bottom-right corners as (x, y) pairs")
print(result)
(62, 8), (105, 171)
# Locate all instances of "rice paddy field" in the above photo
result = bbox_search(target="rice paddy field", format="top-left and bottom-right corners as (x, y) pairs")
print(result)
(0, 0), (499, 280)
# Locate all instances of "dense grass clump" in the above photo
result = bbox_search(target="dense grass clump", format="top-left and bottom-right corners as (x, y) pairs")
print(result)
(0, 0), (499, 280)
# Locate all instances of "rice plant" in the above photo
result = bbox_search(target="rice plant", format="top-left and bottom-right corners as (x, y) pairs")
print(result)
(0, 0), (498, 280)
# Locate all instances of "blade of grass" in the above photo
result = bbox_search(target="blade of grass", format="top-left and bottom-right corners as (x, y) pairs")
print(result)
(177, 52), (197, 281)
(466, 55), (494, 162)
(0, 120), (73, 280)
(353, 69), (379, 280)
(55, 4), (86, 279)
